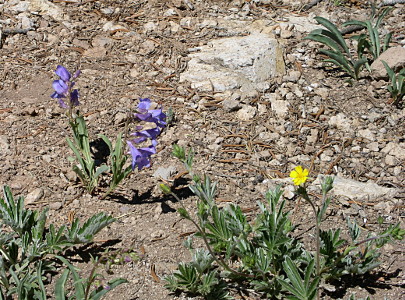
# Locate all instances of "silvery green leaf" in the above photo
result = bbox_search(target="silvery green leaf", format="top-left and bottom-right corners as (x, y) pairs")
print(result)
(67, 213), (115, 244)
(54, 269), (69, 300)
(314, 16), (350, 55)
(304, 32), (344, 53)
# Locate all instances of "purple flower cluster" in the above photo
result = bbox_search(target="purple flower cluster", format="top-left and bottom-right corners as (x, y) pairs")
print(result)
(51, 65), (80, 108)
(127, 98), (166, 171)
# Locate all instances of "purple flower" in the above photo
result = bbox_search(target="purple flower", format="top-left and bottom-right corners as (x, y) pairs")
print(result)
(131, 127), (161, 144)
(135, 98), (166, 128)
(127, 98), (166, 171)
(137, 98), (152, 111)
(55, 65), (71, 81)
(124, 256), (132, 263)
(104, 285), (111, 290)
(51, 65), (80, 108)
(127, 140), (157, 171)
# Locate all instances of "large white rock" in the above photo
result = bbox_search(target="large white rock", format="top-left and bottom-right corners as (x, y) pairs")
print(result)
(180, 33), (285, 97)
(315, 175), (398, 200)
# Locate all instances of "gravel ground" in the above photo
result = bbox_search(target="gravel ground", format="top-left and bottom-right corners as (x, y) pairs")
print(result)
(0, 0), (404, 299)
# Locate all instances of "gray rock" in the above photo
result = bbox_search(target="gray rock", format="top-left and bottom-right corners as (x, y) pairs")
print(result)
(114, 112), (127, 125)
(281, 15), (322, 33)
(91, 35), (114, 48)
(163, 8), (177, 17)
(371, 47), (405, 79)
(153, 165), (177, 180)
(82, 47), (107, 58)
(315, 175), (398, 201)
(270, 99), (289, 118)
(315, 87), (329, 99)
(50, 201), (62, 210)
(284, 70), (301, 82)
(384, 155), (397, 166)
(102, 21), (127, 32)
(374, 202), (387, 210)
(0, 136), (11, 155)
(25, 188), (44, 205)
(130, 68), (140, 78)
(199, 19), (217, 28)
(280, 29), (293, 39)
(42, 155), (51, 163)
(222, 98), (241, 112)
(29, 0), (64, 21)
(139, 40), (156, 56)
(10, 1), (29, 13)
(358, 129), (375, 141)
(367, 142), (379, 152)
(100, 7), (114, 15)
(180, 33), (285, 97)
(20, 15), (33, 30)
(143, 21), (158, 33)
(382, 142), (405, 160)
(328, 113), (352, 131)
(236, 105), (257, 121)
(169, 21), (181, 33)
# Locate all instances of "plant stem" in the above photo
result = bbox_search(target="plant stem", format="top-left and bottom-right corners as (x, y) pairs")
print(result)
(84, 257), (101, 300)
(354, 232), (390, 246)
(301, 197), (320, 300)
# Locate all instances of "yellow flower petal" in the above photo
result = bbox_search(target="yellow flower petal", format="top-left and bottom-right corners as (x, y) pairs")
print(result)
(290, 166), (309, 186)
(289, 170), (298, 178)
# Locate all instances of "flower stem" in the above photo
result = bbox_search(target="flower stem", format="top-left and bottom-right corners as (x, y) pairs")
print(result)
(300, 195), (320, 300)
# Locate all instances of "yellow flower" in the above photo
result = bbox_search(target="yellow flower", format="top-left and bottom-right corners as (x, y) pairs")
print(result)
(290, 166), (309, 186)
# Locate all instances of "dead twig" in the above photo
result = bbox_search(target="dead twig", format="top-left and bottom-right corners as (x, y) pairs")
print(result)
(302, 0), (324, 11)
(341, 25), (365, 35)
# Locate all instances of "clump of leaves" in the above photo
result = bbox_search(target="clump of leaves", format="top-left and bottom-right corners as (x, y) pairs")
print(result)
(67, 114), (109, 194)
(54, 255), (128, 300)
(0, 186), (118, 299)
(99, 132), (133, 199)
(305, 17), (368, 80)
(343, 8), (392, 62)
(162, 145), (404, 299)
(164, 248), (231, 300)
(305, 8), (392, 80)
(382, 61), (405, 107)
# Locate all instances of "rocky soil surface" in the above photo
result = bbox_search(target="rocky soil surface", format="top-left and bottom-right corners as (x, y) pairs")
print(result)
(0, 0), (404, 299)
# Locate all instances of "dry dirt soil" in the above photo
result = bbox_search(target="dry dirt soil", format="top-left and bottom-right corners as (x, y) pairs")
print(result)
(0, 0), (404, 299)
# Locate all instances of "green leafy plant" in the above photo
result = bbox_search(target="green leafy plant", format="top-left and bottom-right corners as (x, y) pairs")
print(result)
(54, 255), (127, 300)
(67, 115), (109, 194)
(161, 145), (404, 299)
(382, 61), (405, 107)
(164, 248), (231, 299)
(278, 257), (319, 300)
(305, 9), (393, 80)
(343, 8), (392, 62)
(0, 185), (116, 299)
(305, 17), (368, 80)
(99, 132), (132, 199)
(51, 66), (166, 197)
